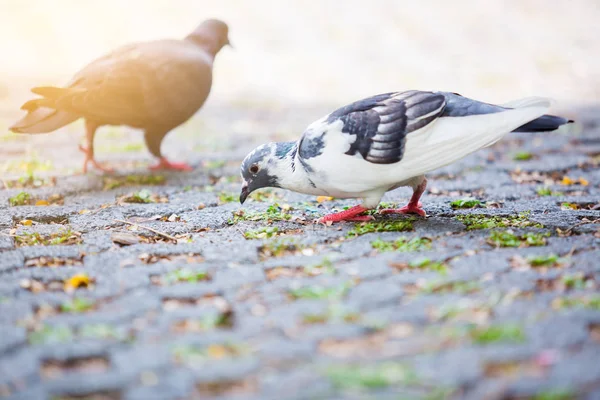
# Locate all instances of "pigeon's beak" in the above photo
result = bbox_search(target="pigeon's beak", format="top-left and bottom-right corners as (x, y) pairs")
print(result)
(240, 181), (250, 204)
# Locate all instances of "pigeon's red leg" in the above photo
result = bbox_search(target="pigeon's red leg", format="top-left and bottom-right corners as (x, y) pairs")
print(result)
(149, 158), (194, 172)
(79, 121), (114, 174)
(318, 205), (374, 224)
(380, 178), (427, 217)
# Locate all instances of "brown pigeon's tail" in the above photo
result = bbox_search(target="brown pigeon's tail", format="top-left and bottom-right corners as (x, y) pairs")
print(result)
(10, 106), (79, 134)
(10, 87), (80, 134)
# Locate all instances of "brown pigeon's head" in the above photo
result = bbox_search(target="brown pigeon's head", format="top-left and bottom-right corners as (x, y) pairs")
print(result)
(187, 19), (231, 55)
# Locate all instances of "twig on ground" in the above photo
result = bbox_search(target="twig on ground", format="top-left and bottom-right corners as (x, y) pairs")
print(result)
(113, 219), (178, 241)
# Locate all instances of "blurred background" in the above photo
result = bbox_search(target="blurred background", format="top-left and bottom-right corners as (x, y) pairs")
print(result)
(0, 0), (599, 174)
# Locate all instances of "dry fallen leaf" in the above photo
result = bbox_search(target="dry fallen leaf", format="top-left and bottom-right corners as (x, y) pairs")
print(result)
(111, 232), (140, 246)
(561, 176), (589, 186)
(316, 196), (334, 203)
(20, 278), (44, 293)
(19, 219), (33, 226)
(35, 200), (50, 206)
(207, 344), (228, 359)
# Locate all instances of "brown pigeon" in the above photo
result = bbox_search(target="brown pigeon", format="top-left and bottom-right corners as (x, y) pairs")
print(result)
(10, 19), (230, 173)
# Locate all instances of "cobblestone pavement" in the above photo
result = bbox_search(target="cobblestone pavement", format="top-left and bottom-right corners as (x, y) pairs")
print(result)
(0, 105), (599, 400)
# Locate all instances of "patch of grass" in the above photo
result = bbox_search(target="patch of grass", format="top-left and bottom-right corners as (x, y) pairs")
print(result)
(553, 296), (600, 310)
(528, 254), (560, 267)
(513, 152), (534, 161)
(79, 324), (123, 340)
(60, 298), (94, 313)
(450, 198), (482, 209)
(487, 231), (548, 248)
(29, 325), (74, 345)
(532, 389), (576, 400)
(289, 282), (352, 300)
(303, 258), (337, 276)
(408, 258), (449, 274)
(14, 229), (82, 247)
(4, 173), (56, 189)
(0, 154), (53, 175)
(122, 189), (153, 203)
(9, 191), (32, 206)
(244, 226), (279, 239)
(456, 212), (542, 230)
(218, 191), (237, 204)
(560, 202), (578, 210)
(536, 186), (563, 197)
(164, 268), (210, 284)
(302, 304), (360, 325)
(469, 324), (526, 344)
(347, 219), (414, 238)
(259, 238), (305, 258)
(326, 363), (417, 390)
(199, 313), (234, 330)
(103, 175), (166, 190)
(561, 274), (587, 290)
(98, 143), (144, 153)
(371, 236), (431, 252)
(362, 202), (397, 215)
(172, 342), (248, 364)
(417, 280), (481, 295)
(229, 203), (293, 224)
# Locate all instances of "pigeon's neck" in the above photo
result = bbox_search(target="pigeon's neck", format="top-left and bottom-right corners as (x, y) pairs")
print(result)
(271, 142), (319, 194)
(185, 35), (222, 57)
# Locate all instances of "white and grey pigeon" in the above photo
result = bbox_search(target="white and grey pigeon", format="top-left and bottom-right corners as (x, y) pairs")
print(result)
(239, 91), (573, 223)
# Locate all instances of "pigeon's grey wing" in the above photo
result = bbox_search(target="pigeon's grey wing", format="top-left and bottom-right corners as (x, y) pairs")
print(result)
(439, 92), (506, 117)
(306, 91), (446, 165)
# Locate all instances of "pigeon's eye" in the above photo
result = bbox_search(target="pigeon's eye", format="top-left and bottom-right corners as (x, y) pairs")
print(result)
(249, 164), (260, 174)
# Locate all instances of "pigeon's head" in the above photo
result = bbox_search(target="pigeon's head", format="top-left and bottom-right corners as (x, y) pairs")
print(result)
(239, 142), (295, 204)
(188, 19), (231, 54)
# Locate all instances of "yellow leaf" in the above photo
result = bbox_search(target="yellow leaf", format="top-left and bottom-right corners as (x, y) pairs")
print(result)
(35, 200), (50, 206)
(64, 273), (91, 291)
(20, 219), (33, 226)
(316, 196), (334, 203)
(579, 178), (589, 186)
(79, 209), (90, 215)
(561, 176), (574, 185)
(207, 344), (227, 359)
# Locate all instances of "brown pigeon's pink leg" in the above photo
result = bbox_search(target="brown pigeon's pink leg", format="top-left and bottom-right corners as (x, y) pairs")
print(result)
(149, 158), (194, 172)
(318, 205), (374, 224)
(380, 178), (427, 217)
(79, 121), (114, 174)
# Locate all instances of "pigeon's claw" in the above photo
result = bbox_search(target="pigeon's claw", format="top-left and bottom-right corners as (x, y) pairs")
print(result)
(150, 158), (194, 172)
(379, 205), (427, 217)
(317, 205), (373, 224)
(79, 145), (114, 174)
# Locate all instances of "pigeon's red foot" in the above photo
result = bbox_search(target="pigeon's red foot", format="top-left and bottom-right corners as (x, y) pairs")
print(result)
(317, 205), (374, 224)
(79, 145), (114, 174)
(379, 204), (427, 217)
(150, 158), (193, 172)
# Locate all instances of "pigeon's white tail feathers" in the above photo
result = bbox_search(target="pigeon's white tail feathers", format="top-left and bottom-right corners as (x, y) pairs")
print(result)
(9, 107), (79, 134)
(501, 96), (556, 109)
(422, 97), (551, 146)
(398, 98), (551, 178)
